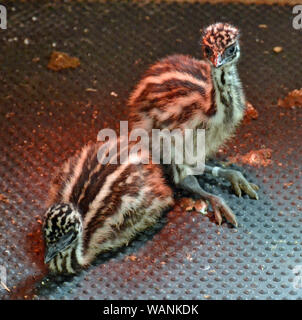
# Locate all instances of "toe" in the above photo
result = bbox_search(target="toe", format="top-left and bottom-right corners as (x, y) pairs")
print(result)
(250, 183), (260, 191)
(214, 210), (223, 226)
(240, 182), (259, 200)
(223, 207), (238, 227)
(232, 183), (242, 197)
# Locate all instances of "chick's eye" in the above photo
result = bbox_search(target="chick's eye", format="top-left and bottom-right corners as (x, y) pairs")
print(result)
(227, 44), (236, 55)
(204, 46), (212, 57)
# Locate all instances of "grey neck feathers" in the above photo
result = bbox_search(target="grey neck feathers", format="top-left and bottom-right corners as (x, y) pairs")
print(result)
(212, 64), (239, 96)
(211, 63), (245, 125)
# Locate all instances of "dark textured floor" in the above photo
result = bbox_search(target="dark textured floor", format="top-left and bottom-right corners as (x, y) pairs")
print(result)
(0, 1), (301, 300)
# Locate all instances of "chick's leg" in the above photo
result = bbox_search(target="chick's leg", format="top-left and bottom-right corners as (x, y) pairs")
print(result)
(178, 175), (237, 227)
(204, 165), (259, 200)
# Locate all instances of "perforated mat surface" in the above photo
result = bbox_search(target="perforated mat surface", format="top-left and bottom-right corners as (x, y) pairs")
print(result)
(0, 1), (302, 300)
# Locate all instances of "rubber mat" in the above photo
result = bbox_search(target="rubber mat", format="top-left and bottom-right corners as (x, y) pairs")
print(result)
(0, 1), (301, 300)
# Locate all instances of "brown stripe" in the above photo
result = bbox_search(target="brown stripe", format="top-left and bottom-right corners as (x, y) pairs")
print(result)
(136, 78), (205, 103)
(223, 92), (234, 124)
(77, 140), (124, 216)
(205, 87), (217, 117)
(144, 55), (208, 82)
(52, 155), (78, 203)
(171, 102), (203, 126)
(62, 253), (68, 273)
(71, 247), (80, 271)
(135, 79), (206, 115)
(78, 162), (120, 217)
(83, 165), (142, 252)
(70, 144), (98, 205)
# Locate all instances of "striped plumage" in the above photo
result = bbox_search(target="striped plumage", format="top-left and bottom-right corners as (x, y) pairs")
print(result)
(129, 23), (244, 184)
(128, 23), (259, 226)
(43, 141), (174, 274)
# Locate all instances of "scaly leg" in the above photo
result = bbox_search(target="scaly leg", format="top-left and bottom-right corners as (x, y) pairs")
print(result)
(204, 165), (259, 200)
(178, 175), (237, 227)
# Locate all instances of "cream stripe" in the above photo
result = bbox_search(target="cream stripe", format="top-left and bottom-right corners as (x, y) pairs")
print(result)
(82, 185), (146, 265)
(83, 163), (130, 229)
(157, 91), (204, 122)
(62, 146), (90, 202)
(77, 139), (131, 204)
(56, 255), (63, 273)
(129, 70), (207, 105)
(65, 250), (74, 274)
(83, 149), (144, 231)
(49, 259), (55, 272)
(78, 141), (117, 203)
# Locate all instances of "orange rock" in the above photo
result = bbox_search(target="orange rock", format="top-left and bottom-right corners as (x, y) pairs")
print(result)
(179, 197), (195, 211)
(0, 194), (9, 204)
(47, 51), (80, 71)
(194, 199), (207, 214)
(228, 148), (273, 167)
(243, 101), (259, 124)
(278, 89), (302, 108)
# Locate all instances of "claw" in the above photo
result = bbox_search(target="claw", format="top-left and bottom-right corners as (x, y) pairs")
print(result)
(232, 183), (242, 198)
(210, 196), (238, 227)
(239, 182), (258, 200)
(224, 169), (259, 200)
(213, 210), (222, 226)
(223, 209), (238, 227)
(250, 183), (260, 191)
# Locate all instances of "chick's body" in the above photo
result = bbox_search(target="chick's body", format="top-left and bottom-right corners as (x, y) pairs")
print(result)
(128, 53), (245, 183)
(43, 141), (173, 274)
(128, 23), (259, 226)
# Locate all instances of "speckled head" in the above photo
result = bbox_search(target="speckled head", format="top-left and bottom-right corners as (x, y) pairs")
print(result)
(43, 203), (82, 265)
(201, 22), (240, 68)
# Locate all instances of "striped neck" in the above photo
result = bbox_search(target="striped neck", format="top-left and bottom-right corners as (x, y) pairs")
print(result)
(210, 61), (245, 131)
(211, 63), (238, 92)
(48, 239), (83, 274)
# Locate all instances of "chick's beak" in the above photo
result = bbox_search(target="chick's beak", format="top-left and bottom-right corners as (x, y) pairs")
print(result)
(44, 231), (75, 264)
(212, 53), (223, 68)
(44, 245), (59, 264)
